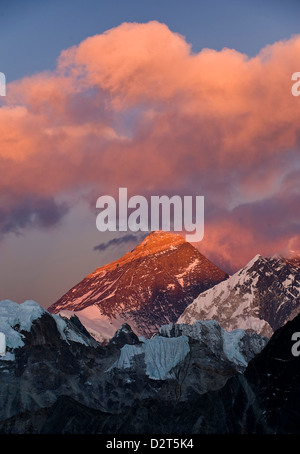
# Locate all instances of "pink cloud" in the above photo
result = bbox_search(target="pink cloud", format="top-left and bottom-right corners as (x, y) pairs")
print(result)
(0, 21), (299, 268)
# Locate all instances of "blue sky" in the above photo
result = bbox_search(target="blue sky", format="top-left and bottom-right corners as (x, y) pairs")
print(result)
(1, 0), (300, 81)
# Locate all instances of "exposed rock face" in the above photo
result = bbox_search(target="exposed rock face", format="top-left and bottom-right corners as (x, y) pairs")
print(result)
(158, 320), (267, 373)
(178, 254), (300, 337)
(0, 299), (267, 434)
(113, 312), (300, 435)
(47, 231), (228, 342)
(0, 300), (107, 422)
(229, 311), (300, 434)
(2, 312), (298, 435)
(107, 323), (141, 348)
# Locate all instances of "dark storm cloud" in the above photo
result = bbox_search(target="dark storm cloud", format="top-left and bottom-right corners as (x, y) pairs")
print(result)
(0, 196), (69, 235)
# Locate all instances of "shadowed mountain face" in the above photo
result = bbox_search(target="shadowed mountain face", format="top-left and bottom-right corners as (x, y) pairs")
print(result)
(47, 231), (228, 341)
(178, 254), (300, 337)
(0, 300), (267, 434)
(1, 252), (300, 434)
(1, 309), (298, 435)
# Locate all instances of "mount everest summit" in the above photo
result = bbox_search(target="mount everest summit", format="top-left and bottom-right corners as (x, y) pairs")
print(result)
(48, 231), (228, 342)
(0, 231), (300, 433)
(48, 231), (300, 343)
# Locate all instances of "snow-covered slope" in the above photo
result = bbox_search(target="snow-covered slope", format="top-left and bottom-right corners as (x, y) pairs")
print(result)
(178, 254), (300, 337)
(108, 319), (268, 380)
(0, 298), (268, 431)
(57, 306), (133, 344)
(48, 231), (228, 342)
(158, 319), (266, 370)
(0, 300), (45, 350)
(0, 333), (6, 357)
(109, 334), (190, 380)
(0, 300), (99, 359)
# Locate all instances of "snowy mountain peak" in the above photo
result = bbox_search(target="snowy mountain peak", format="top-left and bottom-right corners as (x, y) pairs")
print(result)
(0, 300), (46, 351)
(48, 231), (228, 342)
(138, 230), (185, 250)
(178, 254), (300, 337)
(243, 254), (264, 269)
(89, 230), (185, 277)
(108, 323), (140, 347)
(0, 299), (98, 358)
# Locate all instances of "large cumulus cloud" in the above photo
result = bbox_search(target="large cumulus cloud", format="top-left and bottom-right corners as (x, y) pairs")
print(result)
(1, 21), (299, 269)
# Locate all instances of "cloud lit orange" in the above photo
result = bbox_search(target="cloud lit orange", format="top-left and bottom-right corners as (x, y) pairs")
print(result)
(0, 21), (299, 269)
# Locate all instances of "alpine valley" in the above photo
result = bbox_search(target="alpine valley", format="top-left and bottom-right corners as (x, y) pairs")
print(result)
(0, 231), (300, 434)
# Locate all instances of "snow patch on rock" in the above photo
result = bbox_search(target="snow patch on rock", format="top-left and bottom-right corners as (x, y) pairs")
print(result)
(0, 300), (45, 350)
(0, 332), (6, 356)
(0, 299), (97, 356)
(159, 319), (268, 370)
(108, 335), (190, 380)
